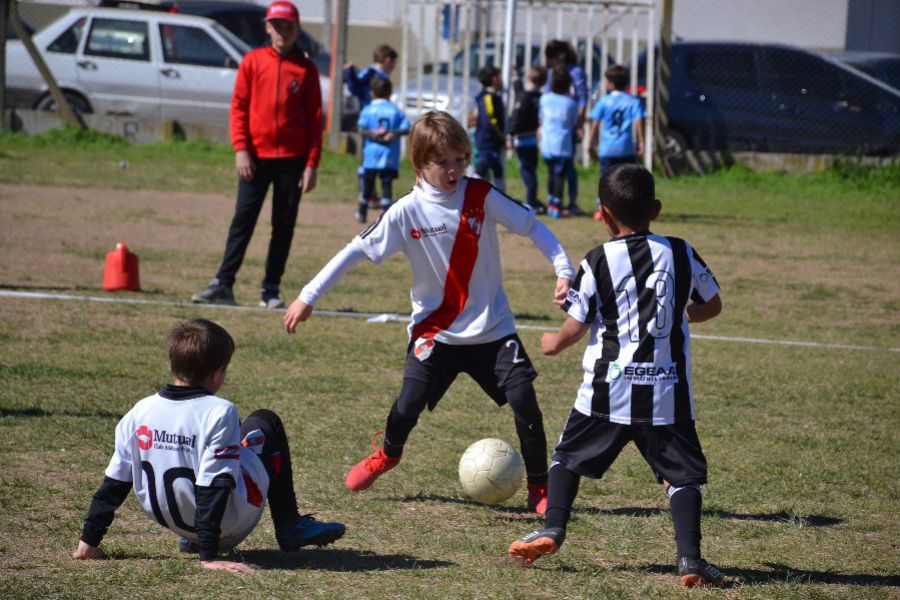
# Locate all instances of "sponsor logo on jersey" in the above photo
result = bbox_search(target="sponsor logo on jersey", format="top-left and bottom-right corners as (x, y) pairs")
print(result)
(409, 223), (448, 240)
(214, 444), (241, 460)
(139, 428), (197, 452)
(136, 425), (153, 450)
(607, 362), (678, 384)
(289, 79), (301, 95)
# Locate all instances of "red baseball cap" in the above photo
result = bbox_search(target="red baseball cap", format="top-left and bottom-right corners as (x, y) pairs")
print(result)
(266, 1), (299, 22)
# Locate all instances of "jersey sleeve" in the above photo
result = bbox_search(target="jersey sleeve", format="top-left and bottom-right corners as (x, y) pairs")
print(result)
(104, 411), (136, 482)
(688, 244), (720, 304)
(589, 100), (603, 122)
(486, 186), (535, 235)
(564, 259), (599, 323)
(351, 210), (405, 265)
(357, 106), (370, 130)
(396, 109), (411, 131)
(196, 403), (241, 488)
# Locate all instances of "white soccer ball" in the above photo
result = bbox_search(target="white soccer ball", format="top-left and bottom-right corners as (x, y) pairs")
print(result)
(458, 438), (525, 505)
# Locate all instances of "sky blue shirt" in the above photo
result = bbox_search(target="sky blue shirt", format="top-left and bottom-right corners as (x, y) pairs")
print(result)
(357, 99), (410, 170)
(589, 91), (646, 157)
(539, 92), (579, 159)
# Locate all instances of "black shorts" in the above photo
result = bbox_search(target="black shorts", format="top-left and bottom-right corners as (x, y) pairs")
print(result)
(404, 333), (537, 409)
(552, 409), (708, 487)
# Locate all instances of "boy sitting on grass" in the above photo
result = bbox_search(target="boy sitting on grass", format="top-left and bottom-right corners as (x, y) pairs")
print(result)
(508, 164), (725, 588)
(72, 319), (345, 574)
(284, 111), (575, 514)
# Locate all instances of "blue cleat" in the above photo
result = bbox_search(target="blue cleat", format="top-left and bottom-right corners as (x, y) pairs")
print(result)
(276, 515), (346, 552)
(178, 536), (199, 553)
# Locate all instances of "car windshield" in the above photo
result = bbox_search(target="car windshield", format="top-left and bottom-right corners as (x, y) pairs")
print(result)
(212, 22), (251, 57)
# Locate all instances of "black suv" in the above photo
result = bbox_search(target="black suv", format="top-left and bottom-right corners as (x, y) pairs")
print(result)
(642, 42), (900, 156)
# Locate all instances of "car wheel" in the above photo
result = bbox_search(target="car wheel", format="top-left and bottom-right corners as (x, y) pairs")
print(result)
(35, 91), (91, 116)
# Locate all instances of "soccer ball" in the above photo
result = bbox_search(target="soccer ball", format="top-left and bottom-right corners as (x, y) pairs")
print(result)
(458, 438), (525, 505)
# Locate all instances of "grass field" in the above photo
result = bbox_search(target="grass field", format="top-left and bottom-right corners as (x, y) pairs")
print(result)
(0, 131), (898, 599)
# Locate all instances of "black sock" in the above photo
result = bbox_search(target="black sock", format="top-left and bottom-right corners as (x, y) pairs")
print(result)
(669, 485), (702, 560)
(544, 463), (580, 531)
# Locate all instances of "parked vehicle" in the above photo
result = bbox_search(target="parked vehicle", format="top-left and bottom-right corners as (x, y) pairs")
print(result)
(98, 0), (330, 73)
(638, 42), (900, 157)
(6, 17), (36, 40)
(829, 52), (900, 92)
(4, 7), (333, 128)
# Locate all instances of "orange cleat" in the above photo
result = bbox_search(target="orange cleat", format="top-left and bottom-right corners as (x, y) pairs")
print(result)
(508, 527), (565, 565)
(345, 431), (401, 491)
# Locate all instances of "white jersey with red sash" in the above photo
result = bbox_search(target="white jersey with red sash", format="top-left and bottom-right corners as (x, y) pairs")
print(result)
(352, 177), (536, 345)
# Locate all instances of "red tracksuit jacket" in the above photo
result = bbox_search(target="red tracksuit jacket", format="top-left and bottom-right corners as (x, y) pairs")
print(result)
(230, 46), (323, 168)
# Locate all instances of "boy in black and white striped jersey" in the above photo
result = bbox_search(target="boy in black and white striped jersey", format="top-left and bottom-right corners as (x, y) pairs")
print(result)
(508, 164), (726, 588)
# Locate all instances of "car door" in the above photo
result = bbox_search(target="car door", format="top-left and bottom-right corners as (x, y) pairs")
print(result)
(156, 21), (238, 126)
(759, 47), (884, 153)
(672, 45), (768, 151)
(76, 16), (161, 119)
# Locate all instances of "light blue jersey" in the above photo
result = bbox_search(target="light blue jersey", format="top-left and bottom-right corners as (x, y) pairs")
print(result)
(357, 99), (411, 170)
(589, 91), (646, 158)
(539, 92), (579, 159)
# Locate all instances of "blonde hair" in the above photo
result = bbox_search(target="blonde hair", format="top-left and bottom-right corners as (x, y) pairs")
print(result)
(408, 111), (472, 173)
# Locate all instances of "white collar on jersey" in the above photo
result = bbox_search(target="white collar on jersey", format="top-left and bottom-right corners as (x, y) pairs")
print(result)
(415, 177), (464, 204)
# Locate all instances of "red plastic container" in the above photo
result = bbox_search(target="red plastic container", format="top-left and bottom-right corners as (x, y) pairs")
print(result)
(103, 242), (141, 291)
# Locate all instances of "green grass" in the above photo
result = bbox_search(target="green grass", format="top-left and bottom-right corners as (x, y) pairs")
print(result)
(0, 131), (898, 598)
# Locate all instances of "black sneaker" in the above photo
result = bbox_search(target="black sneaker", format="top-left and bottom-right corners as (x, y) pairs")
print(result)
(678, 556), (725, 587)
(276, 515), (346, 552)
(178, 536), (199, 553)
(508, 527), (565, 565)
(191, 281), (236, 305)
(259, 290), (285, 309)
(354, 204), (367, 223)
(566, 203), (587, 217)
(528, 200), (547, 215)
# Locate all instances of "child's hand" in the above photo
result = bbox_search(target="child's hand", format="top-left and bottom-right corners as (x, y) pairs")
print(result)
(284, 299), (314, 334)
(201, 560), (255, 574)
(541, 332), (560, 356)
(381, 131), (396, 142)
(72, 540), (104, 560)
(553, 277), (572, 307)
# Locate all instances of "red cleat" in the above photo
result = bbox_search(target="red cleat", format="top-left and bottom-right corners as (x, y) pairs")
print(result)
(345, 431), (401, 491)
(527, 482), (548, 515)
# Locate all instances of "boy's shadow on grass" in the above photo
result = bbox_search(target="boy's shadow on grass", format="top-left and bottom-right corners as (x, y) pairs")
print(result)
(590, 506), (843, 527)
(1, 406), (122, 420)
(237, 547), (453, 572)
(397, 494), (842, 527)
(607, 562), (899, 588)
(396, 493), (540, 518)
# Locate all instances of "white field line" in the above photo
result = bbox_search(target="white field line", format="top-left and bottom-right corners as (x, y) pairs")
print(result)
(2, 289), (898, 354)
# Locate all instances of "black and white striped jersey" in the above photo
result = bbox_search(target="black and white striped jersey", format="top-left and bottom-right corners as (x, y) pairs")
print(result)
(563, 232), (719, 424)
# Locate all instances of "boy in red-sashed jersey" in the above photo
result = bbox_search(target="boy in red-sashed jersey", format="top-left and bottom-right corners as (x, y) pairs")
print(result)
(284, 111), (576, 514)
(72, 319), (344, 574)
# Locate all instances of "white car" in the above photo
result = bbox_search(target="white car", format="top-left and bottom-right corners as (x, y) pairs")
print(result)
(5, 7), (332, 126)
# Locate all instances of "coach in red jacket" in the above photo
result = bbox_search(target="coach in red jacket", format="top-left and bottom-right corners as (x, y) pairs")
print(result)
(192, 1), (322, 308)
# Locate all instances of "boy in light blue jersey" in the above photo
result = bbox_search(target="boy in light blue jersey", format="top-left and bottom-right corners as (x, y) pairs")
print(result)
(539, 69), (580, 219)
(354, 77), (411, 223)
(345, 44), (398, 218)
(588, 64), (646, 220)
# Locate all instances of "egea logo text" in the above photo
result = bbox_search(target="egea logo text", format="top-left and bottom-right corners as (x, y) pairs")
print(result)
(136, 425), (153, 450)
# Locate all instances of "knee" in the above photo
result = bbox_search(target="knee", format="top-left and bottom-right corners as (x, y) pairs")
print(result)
(506, 382), (543, 424)
(244, 408), (283, 433)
